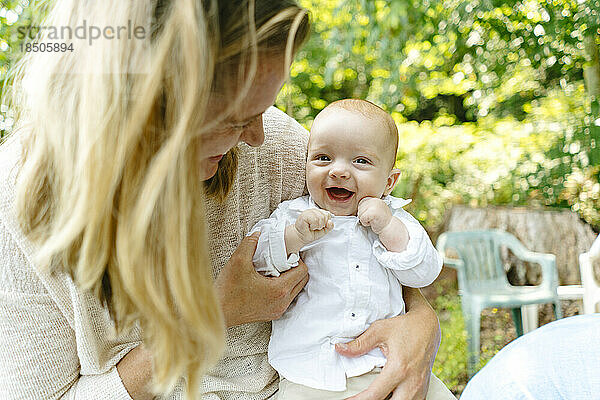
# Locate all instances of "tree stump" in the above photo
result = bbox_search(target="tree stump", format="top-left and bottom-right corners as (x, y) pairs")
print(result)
(441, 206), (598, 286)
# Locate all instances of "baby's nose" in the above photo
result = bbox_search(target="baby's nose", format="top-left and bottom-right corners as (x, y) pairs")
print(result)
(328, 165), (350, 179)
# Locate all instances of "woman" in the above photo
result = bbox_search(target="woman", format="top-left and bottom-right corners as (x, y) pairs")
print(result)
(0, 1), (447, 399)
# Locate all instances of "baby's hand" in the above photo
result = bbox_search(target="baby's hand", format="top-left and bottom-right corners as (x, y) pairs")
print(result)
(358, 197), (393, 234)
(294, 209), (334, 244)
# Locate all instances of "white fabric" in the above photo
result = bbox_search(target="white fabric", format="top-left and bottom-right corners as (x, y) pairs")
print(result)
(277, 370), (455, 400)
(250, 195), (443, 391)
(0, 106), (309, 400)
(460, 314), (600, 400)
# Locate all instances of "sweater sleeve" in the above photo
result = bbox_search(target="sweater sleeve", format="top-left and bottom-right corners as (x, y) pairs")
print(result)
(250, 202), (299, 277)
(0, 219), (135, 400)
(372, 198), (442, 288)
(261, 106), (309, 207)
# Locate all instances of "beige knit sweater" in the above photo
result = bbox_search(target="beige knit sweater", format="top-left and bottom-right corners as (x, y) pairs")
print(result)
(0, 107), (308, 399)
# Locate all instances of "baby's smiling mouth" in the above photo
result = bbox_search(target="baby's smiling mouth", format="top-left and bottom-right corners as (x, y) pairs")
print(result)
(326, 187), (355, 201)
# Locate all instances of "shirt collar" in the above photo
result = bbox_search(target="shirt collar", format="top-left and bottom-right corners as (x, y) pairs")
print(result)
(289, 195), (412, 213)
(382, 195), (412, 210)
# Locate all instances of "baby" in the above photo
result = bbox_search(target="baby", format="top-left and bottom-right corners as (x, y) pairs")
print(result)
(250, 99), (444, 399)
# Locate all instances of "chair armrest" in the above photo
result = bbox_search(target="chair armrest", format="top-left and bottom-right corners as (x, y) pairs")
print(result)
(442, 257), (468, 292)
(522, 252), (558, 290)
(501, 233), (559, 290)
(442, 257), (464, 269)
(436, 233), (464, 270)
(514, 250), (555, 267)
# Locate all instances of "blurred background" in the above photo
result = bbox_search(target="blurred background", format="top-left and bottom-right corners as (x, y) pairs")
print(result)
(1, 0), (599, 396)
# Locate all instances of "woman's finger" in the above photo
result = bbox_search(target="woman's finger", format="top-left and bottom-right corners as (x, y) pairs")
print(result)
(335, 321), (384, 358)
(345, 362), (400, 400)
(289, 271), (309, 300)
(389, 373), (428, 400)
(235, 232), (261, 270)
(278, 259), (309, 287)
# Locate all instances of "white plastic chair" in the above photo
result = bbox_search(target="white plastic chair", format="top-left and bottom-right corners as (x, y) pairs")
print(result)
(579, 234), (600, 314)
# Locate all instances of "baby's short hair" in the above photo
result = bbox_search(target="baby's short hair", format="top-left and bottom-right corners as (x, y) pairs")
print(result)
(316, 99), (398, 168)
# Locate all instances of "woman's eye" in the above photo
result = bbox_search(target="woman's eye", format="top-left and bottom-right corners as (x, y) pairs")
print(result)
(317, 155), (330, 161)
(230, 117), (256, 131)
(233, 121), (250, 130)
(355, 158), (369, 164)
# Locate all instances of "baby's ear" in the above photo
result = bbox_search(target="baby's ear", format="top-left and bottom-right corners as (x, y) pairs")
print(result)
(383, 169), (402, 196)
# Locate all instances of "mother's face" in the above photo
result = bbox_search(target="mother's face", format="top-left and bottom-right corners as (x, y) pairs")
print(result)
(199, 55), (287, 180)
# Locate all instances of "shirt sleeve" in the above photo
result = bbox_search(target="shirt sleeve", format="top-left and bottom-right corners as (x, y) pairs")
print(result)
(0, 220), (136, 400)
(372, 201), (442, 288)
(249, 202), (299, 277)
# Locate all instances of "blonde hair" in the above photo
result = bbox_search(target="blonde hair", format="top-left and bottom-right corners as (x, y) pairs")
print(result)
(314, 99), (399, 168)
(6, 0), (308, 397)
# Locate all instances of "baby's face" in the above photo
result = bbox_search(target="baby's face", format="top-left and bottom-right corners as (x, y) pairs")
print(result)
(306, 109), (396, 216)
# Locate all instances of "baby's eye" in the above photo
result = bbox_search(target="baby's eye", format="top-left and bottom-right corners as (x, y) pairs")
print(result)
(316, 155), (331, 162)
(355, 158), (370, 164)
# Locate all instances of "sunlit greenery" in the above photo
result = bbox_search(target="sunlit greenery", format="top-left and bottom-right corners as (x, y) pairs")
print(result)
(0, 0), (52, 133)
(430, 283), (469, 393)
(277, 0), (600, 231)
(391, 86), (596, 229)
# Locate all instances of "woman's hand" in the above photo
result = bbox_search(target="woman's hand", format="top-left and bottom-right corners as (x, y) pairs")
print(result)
(335, 287), (440, 400)
(214, 231), (309, 327)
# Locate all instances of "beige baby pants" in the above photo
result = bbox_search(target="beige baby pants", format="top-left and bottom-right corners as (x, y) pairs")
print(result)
(276, 369), (456, 400)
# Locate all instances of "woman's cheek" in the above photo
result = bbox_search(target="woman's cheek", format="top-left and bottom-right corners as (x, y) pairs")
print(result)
(198, 158), (219, 180)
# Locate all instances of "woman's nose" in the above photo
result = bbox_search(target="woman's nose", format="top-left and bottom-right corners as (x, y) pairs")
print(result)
(240, 115), (265, 147)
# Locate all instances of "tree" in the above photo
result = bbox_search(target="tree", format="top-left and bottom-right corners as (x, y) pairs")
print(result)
(280, 0), (599, 124)
(1, 0), (51, 137)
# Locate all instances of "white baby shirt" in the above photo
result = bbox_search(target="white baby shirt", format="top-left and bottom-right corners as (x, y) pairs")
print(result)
(250, 195), (442, 391)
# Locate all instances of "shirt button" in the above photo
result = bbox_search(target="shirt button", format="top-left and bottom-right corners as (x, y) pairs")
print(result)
(355, 265), (359, 269)
(351, 312), (356, 317)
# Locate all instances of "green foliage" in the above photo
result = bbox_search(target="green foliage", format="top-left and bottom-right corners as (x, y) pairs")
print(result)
(390, 85), (600, 230)
(278, 0), (599, 125)
(431, 284), (468, 393)
(0, 0), (50, 137)
(278, 0), (600, 231)
(549, 98), (600, 228)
